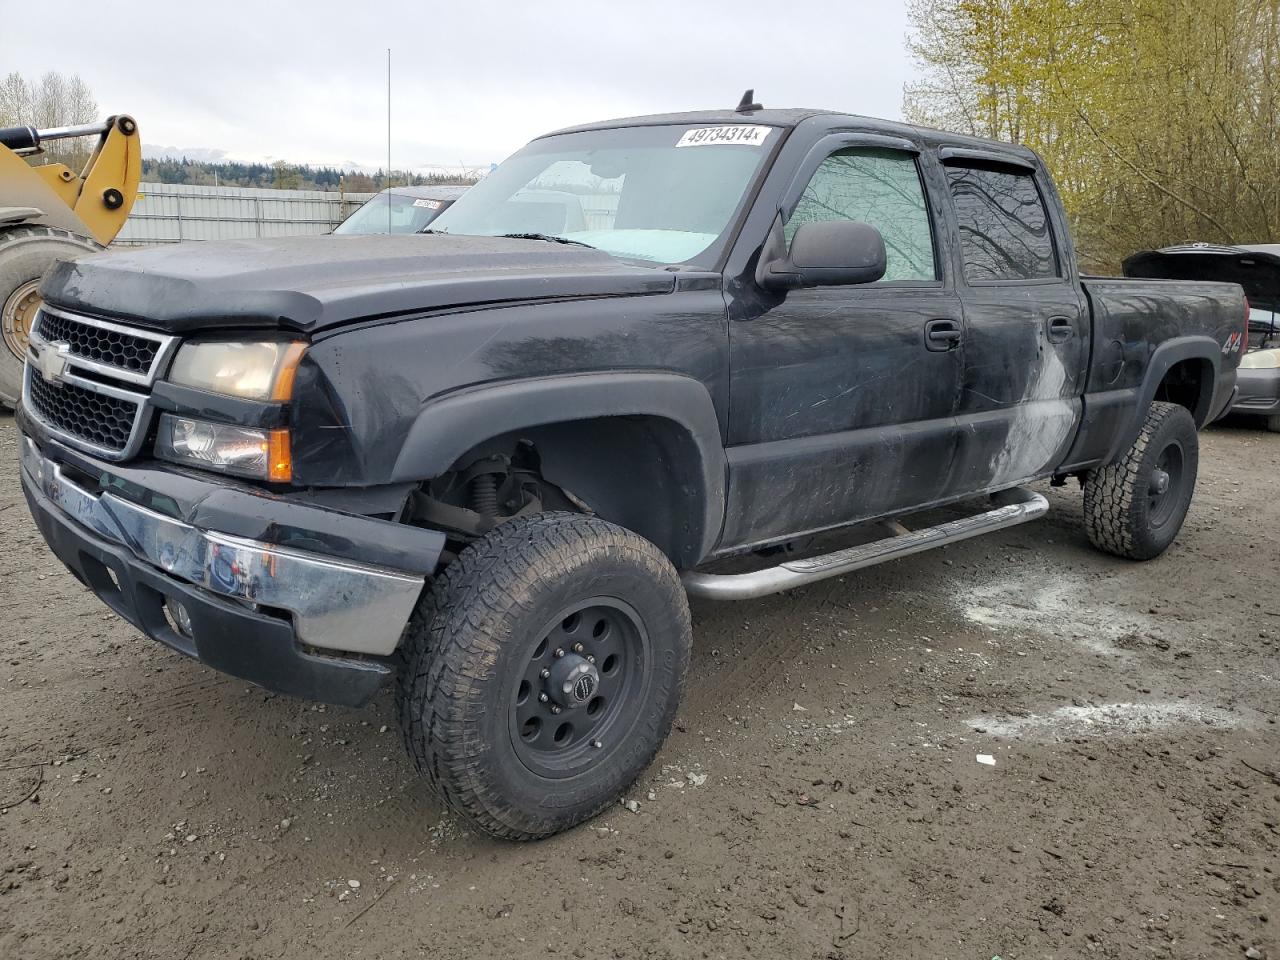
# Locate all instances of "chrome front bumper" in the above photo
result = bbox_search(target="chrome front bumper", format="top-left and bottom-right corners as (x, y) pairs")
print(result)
(20, 436), (424, 656)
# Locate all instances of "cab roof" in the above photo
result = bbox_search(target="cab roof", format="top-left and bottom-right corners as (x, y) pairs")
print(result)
(540, 107), (1040, 160)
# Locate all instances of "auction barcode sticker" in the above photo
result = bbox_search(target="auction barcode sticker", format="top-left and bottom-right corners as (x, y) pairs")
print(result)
(676, 125), (772, 148)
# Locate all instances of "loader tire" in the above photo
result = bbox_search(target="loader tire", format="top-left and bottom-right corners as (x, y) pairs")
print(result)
(0, 226), (102, 408)
(396, 511), (691, 840)
(1083, 401), (1198, 560)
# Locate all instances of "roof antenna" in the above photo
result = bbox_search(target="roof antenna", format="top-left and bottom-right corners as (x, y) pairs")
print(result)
(735, 89), (762, 113)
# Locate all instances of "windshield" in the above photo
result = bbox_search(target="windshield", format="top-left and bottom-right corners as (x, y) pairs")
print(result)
(426, 123), (779, 266)
(1251, 305), (1280, 348)
(334, 192), (449, 235)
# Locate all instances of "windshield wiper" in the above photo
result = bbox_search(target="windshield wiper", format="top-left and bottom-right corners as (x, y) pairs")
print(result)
(499, 232), (595, 249)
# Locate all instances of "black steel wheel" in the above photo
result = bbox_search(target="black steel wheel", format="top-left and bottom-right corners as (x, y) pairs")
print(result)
(1084, 401), (1199, 560)
(397, 512), (691, 840)
(510, 598), (648, 778)
(1146, 439), (1186, 532)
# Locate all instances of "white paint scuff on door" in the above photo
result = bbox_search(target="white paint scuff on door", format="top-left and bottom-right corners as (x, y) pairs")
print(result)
(985, 345), (1077, 488)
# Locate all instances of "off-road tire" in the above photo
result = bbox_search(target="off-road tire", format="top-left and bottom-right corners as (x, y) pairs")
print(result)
(0, 226), (103, 407)
(1083, 401), (1199, 560)
(396, 511), (692, 840)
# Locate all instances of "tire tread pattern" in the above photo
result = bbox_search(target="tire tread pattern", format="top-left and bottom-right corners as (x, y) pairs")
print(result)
(1082, 401), (1197, 560)
(395, 511), (690, 840)
(0, 225), (103, 406)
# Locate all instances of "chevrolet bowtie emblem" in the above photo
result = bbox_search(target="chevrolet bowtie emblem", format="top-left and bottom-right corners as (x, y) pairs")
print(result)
(34, 343), (71, 385)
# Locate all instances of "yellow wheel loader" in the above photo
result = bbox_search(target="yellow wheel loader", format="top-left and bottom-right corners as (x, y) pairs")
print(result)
(0, 116), (140, 407)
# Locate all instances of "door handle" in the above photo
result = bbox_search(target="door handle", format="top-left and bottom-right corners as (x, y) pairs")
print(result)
(1047, 315), (1074, 343)
(925, 319), (962, 352)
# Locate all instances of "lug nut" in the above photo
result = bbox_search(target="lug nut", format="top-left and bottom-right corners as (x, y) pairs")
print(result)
(554, 648), (565, 658)
(572, 643), (584, 653)
(591, 739), (603, 749)
(550, 705), (562, 715)
(538, 692), (549, 703)
(540, 668), (550, 679)
(586, 655), (595, 664)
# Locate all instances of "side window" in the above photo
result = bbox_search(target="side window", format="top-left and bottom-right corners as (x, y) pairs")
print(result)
(945, 164), (1058, 281)
(786, 148), (937, 282)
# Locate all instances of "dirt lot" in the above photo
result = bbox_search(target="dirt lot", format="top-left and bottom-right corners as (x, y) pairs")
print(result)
(1, 410), (1277, 960)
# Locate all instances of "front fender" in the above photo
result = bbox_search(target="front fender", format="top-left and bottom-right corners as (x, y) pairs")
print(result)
(391, 371), (728, 563)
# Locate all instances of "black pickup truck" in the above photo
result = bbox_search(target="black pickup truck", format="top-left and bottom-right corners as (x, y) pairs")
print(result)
(17, 102), (1247, 839)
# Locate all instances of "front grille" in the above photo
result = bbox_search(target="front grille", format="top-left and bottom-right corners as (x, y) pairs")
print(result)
(36, 310), (161, 374)
(26, 370), (140, 453)
(23, 308), (177, 460)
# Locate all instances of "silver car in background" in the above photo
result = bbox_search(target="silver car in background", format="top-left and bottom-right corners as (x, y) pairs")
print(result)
(333, 184), (470, 235)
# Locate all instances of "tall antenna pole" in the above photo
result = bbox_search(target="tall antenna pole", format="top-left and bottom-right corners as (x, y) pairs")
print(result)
(387, 47), (392, 234)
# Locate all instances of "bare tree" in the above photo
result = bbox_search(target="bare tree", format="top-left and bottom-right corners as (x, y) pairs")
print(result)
(0, 71), (99, 171)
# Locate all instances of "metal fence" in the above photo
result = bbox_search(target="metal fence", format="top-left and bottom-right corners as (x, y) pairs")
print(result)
(114, 182), (376, 245)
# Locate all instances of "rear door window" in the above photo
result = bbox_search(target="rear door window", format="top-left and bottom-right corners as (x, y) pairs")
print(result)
(945, 163), (1058, 282)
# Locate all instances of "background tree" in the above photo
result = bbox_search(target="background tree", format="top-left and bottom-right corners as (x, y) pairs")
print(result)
(271, 159), (303, 190)
(905, 0), (1280, 270)
(136, 160), (474, 192)
(0, 70), (100, 171)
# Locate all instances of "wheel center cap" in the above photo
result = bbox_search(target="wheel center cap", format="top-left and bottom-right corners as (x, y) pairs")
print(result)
(1151, 468), (1171, 495)
(546, 654), (600, 709)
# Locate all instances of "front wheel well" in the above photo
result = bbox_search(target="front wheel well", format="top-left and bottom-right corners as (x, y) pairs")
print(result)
(405, 416), (716, 570)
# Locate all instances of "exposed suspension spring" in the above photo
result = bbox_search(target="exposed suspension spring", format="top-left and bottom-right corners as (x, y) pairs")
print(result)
(470, 473), (499, 518)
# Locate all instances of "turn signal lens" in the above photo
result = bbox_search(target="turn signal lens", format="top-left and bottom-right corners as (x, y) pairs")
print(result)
(267, 428), (292, 482)
(270, 342), (308, 402)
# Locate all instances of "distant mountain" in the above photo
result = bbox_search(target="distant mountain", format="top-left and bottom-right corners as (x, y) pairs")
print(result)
(143, 144), (235, 164)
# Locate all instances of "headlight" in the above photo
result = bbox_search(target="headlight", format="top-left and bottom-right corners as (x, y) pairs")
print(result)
(1240, 349), (1280, 370)
(167, 341), (307, 400)
(155, 414), (292, 481)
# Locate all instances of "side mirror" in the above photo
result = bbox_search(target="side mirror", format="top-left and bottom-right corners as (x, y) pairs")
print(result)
(760, 220), (887, 291)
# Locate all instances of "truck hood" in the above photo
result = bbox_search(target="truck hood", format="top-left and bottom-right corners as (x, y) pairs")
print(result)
(1123, 244), (1280, 312)
(40, 234), (677, 334)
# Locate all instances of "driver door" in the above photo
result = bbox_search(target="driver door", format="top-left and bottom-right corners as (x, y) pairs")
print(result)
(722, 142), (966, 550)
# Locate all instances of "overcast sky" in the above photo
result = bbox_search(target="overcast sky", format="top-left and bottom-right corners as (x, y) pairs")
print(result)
(2, 1), (913, 173)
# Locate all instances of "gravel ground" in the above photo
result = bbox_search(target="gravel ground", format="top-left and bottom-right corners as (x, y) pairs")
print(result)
(0, 410), (1277, 960)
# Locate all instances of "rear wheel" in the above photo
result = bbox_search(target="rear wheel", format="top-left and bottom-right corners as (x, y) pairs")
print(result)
(0, 226), (103, 407)
(396, 512), (691, 840)
(1083, 401), (1199, 560)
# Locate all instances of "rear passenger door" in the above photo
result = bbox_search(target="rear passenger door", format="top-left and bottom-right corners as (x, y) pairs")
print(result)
(941, 154), (1089, 491)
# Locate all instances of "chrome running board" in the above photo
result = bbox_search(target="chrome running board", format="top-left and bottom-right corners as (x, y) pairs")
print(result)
(683, 487), (1048, 601)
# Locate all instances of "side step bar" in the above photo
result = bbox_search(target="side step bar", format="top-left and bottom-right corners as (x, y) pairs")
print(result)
(682, 487), (1049, 601)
